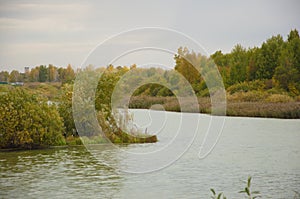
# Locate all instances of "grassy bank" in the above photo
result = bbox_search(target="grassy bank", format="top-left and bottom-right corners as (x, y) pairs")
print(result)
(129, 94), (300, 119)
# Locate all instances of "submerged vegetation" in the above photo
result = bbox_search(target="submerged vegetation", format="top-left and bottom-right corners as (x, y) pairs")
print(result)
(0, 29), (299, 149)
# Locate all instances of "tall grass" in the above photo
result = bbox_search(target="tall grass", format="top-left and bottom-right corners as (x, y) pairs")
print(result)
(129, 93), (300, 119)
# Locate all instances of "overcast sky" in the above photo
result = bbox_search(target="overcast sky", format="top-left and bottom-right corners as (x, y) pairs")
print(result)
(0, 0), (299, 71)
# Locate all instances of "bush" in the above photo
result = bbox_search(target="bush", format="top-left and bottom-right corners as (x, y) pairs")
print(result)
(23, 82), (61, 101)
(65, 136), (83, 145)
(265, 94), (294, 103)
(227, 80), (266, 94)
(226, 101), (300, 118)
(80, 135), (107, 144)
(129, 96), (168, 109)
(266, 87), (288, 95)
(0, 88), (65, 149)
(227, 91), (269, 102)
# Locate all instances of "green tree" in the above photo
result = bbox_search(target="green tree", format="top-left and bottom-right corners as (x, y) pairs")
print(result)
(288, 29), (300, 42)
(273, 30), (300, 93)
(210, 50), (229, 67)
(274, 45), (300, 93)
(0, 88), (65, 149)
(247, 47), (260, 81)
(286, 29), (300, 72)
(228, 44), (248, 85)
(256, 35), (284, 79)
(273, 64), (298, 91)
(39, 65), (48, 82)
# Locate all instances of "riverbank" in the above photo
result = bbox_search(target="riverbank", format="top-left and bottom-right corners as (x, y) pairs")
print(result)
(129, 96), (300, 119)
(0, 134), (158, 152)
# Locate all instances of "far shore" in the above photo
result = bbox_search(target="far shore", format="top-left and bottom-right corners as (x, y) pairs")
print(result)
(129, 96), (300, 119)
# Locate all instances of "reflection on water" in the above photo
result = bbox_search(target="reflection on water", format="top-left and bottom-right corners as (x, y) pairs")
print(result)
(1, 111), (300, 198)
(0, 146), (122, 198)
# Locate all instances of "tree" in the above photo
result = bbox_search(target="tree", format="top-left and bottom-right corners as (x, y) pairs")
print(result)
(210, 50), (229, 67)
(228, 44), (248, 85)
(288, 29), (299, 42)
(39, 65), (48, 82)
(29, 67), (39, 82)
(0, 88), (65, 149)
(274, 44), (300, 93)
(174, 47), (202, 85)
(286, 29), (300, 72)
(256, 35), (284, 79)
(48, 64), (58, 82)
(0, 71), (9, 82)
(59, 64), (75, 84)
(92, 67), (157, 143)
(130, 64), (137, 70)
(9, 70), (22, 82)
(58, 83), (77, 137)
(247, 47), (260, 81)
(273, 64), (299, 91)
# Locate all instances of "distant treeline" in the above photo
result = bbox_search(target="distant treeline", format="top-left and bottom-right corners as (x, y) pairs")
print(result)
(0, 64), (75, 84)
(211, 29), (300, 92)
(171, 29), (299, 97)
(1, 29), (299, 96)
(130, 29), (300, 97)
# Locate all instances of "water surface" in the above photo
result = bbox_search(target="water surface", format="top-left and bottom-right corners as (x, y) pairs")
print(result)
(1, 110), (299, 198)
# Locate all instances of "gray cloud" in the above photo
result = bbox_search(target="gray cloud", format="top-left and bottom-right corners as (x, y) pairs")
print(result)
(0, 0), (299, 71)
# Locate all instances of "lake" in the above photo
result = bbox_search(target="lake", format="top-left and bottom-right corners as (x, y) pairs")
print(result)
(1, 110), (300, 198)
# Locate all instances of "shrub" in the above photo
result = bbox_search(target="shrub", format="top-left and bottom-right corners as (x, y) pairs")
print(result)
(265, 94), (294, 103)
(227, 80), (266, 94)
(23, 82), (61, 101)
(0, 88), (65, 149)
(65, 136), (83, 145)
(266, 87), (288, 95)
(80, 135), (107, 144)
(227, 91), (269, 102)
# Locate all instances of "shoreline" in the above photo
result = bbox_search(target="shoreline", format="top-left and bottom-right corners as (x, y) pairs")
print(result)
(130, 108), (300, 120)
(0, 142), (159, 152)
(129, 96), (300, 119)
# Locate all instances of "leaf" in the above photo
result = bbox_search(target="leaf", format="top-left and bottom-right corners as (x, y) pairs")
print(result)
(248, 176), (252, 187)
(245, 187), (250, 195)
(217, 193), (223, 199)
(210, 188), (216, 195)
